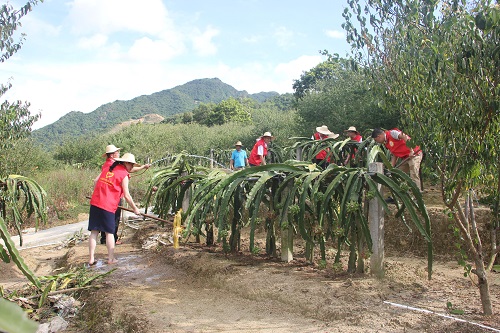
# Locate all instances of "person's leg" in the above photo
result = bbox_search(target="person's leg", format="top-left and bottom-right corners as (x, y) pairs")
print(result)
(88, 230), (99, 265)
(105, 232), (117, 264)
(408, 154), (423, 191)
(114, 204), (122, 243)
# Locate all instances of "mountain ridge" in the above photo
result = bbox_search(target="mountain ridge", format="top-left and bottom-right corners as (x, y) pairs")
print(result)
(32, 78), (279, 148)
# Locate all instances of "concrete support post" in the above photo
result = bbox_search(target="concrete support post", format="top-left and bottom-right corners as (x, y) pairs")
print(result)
(281, 223), (294, 262)
(296, 147), (303, 161)
(210, 149), (214, 169)
(182, 186), (191, 213)
(369, 162), (385, 278)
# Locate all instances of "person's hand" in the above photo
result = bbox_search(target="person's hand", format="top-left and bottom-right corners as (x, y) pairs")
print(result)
(133, 207), (141, 215)
(144, 164), (151, 170)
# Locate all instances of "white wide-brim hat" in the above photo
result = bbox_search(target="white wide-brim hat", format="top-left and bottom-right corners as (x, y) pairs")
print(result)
(344, 126), (359, 134)
(114, 153), (140, 167)
(316, 125), (332, 135)
(328, 132), (339, 139)
(103, 144), (121, 156)
(260, 132), (275, 140)
(235, 141), (243, 146)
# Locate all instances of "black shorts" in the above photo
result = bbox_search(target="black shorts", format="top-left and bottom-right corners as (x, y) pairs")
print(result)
(88, 205), (116, 234)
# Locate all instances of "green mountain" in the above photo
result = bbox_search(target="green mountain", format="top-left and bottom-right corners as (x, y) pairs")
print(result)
(32, 78), (279, 148)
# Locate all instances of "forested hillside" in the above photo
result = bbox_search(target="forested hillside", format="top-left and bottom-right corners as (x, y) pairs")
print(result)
(32, 78), (278, 149)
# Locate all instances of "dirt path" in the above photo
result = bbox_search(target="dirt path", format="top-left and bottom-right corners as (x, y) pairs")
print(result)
(2, 220), (500, 333)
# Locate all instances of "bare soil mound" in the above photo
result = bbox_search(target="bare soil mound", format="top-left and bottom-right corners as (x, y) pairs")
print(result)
(3, 219), (497, 333)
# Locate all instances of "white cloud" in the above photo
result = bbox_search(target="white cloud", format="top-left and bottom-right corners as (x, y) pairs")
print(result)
(67, 0), (170, 35)
(325, 30), (344, 39)
(273, 26), (294, 48)
(77, 34), (108, 49)
(5, 53), (324, 129)
(243, 35), (261, 43)
(128, 35), (185, 61)
(22, 14), (61, 38)
(191, 26), (219, 56)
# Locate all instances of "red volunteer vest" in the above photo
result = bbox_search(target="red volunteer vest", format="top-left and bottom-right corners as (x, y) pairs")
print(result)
(248, 138), (268, 166)
(384, 129), (420, 158)
(353, 134), (363, 143)
(101, 157), (114, 172)
(90, 164), (129, 213)
(313, 132), (329, 160)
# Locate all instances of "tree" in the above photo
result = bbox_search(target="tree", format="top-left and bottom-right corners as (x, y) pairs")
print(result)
(192, 98), (251, 127)
(292, 52), (345, 100)
(0, 1), (41, 156)
(343, 0), (499, 315)
(294, 55), (398, 136)
(0, 0), (47, 295)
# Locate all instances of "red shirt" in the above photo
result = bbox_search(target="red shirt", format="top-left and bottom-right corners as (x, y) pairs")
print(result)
(248, 138), (268, 165)
(352, 134), (363, 143)
(384, 129), (420, 158)
(313, 132), (329, 160)
(90, 164), (129, 213)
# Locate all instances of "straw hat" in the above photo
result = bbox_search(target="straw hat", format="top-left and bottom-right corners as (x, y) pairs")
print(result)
(261, 132), (275, 140)
(103, 144), (121, 156)
(235, 141), (243, 146)
(316, 125), (332, 135)
(344, 126), (359, 134)
(328, 132), (339, 139)
(114, 153), (140, 167)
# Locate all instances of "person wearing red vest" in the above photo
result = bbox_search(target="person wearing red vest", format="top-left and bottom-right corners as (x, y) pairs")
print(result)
(95, 145), (150, 245)
(88, 153), (142, 265)
(344, 126), (363, 143)
(311, 125), (338, 167)
(372, 128), (423, 191)
(248, 132), (274, 166)
(343, 126), (363, 166)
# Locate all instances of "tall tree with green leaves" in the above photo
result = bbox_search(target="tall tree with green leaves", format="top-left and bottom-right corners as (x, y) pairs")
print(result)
(0, 0), (47, 296)
(343, 0), (499, 315)
(293, 53), (398, 135)
(0, 1), (41, 157)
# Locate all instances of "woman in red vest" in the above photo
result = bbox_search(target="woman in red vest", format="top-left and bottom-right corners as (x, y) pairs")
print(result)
(372, 128), (423, 191)
(88, 153), (142, 265)
(343, 126), (363, 166)
(248, 132), (274, 166)
(95, 145), (150, 245)
(312, 125), (338, 167)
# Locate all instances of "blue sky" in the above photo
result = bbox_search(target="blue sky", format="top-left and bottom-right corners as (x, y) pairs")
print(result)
(4, 0), (351, 129)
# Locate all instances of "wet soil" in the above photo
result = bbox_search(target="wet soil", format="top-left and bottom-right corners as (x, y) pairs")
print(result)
(2, 214), (499, 333)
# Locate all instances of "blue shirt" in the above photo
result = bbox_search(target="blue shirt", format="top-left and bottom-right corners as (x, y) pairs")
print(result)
(231, 149), (248, 168)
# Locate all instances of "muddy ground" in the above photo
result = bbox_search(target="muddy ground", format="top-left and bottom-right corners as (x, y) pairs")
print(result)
(2, 209), (500, 333)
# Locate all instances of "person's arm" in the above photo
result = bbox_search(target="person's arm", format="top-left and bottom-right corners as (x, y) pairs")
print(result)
(256, 144), (266, 165)
(245, 157), (249, 167)
(229, 158), (234, 170)
(131, 164), (151, 173)
(257, 145), (265, 165)
(121, 176), (141, 215)
(398, 132), (410, 142)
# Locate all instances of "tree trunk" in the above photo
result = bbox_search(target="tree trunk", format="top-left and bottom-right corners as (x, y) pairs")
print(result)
(229, 186), (242, 253)
(451, 197), (493, 315)
(305, 240), (314, 263)
(347, 240), (357, 273)
(474, 258), (493, 315)
(206, 223), (214, 246)
(487, 225), (498, 271)
(265, 217), (276, 257)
